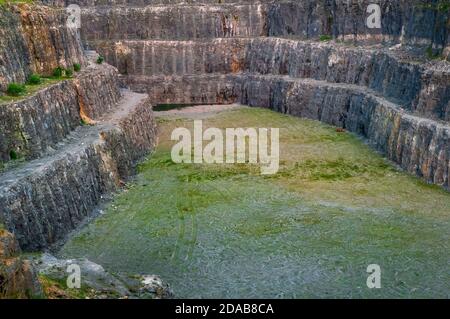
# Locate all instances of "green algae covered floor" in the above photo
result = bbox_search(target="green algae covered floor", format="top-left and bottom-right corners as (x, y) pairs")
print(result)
(60, 106), (450, 298)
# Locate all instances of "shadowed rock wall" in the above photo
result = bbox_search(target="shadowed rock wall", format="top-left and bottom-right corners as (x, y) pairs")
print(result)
(123, 74), (239, 104)
(239, 75), (450, 190)
(102, 38), (449, 121)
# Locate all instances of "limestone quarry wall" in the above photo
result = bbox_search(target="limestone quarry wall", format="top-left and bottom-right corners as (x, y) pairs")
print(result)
(268, 0), (449, 51)
(80, 4), (267, 41)
(74, 0), (449, 57)
(239, 75), (450, 190)
(102, 38), (449, 121)
(0, 64), (121, 163)
(0, 4), (86, 92)
(0, 4), (157, 251)
(0, 93), (157, 251)
(123, 74), (239, 104)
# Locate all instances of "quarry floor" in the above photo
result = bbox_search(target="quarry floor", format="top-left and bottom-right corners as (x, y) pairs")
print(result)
(60, 105), (449, 298)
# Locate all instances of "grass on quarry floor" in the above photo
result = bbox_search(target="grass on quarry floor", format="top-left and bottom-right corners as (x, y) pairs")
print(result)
(60, 107), (450, 298)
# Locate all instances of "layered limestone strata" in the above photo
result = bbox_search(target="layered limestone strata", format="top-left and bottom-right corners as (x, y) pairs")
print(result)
(74, 0), (449, 57)
(268, 0), (449, 50)
(0, 64), (122, 163)
(0, 90), (157, 250)
(123, 74), (239, 104)
(0, 4), (85, 92)
(100, 38), (449, 121)
(80, 4), (267, 41)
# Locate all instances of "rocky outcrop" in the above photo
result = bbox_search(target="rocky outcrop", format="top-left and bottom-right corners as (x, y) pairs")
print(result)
(0, 229), (43, 298)
(0, 4), (85, 92)
(36, 253), (172, 299)
(0, 90), (157, 251)
(0, 64), (122, 163)
(1, 228), (171, 299)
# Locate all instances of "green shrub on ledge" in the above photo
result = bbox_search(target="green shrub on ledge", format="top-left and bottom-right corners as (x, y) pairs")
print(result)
(9, 149), (19, 160)
(52, 67), (64, 78)
(27, 74), (42, 85)
(65, 68), (74, 77)
(73, 63), (81, 72)
(96, 55), (104, 64)
(6, 83), (26, 96)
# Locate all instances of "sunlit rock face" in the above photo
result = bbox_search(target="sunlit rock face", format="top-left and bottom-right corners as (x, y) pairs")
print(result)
(0, 229), (43, 298)
(79, 4), (268, 41)
(0, 4), (85, 92)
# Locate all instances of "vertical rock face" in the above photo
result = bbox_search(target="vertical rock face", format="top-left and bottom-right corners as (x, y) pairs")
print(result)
(98, 38), (449, 122)
(0, 229), (43, 298)
(124, 74), (239, 104)
(93, 39), (247, 76)
(0, 3), (158, 251)
(73, 63), (123, 120)
(268, 0), (450, 51)
(0, 64), (122, 163)
(239, 75), (450, 189)
(0, 91), (157, 251)
(73, 0), (449, 56)
(0, 4), (85, 92)
(80, 4), (268, 41)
